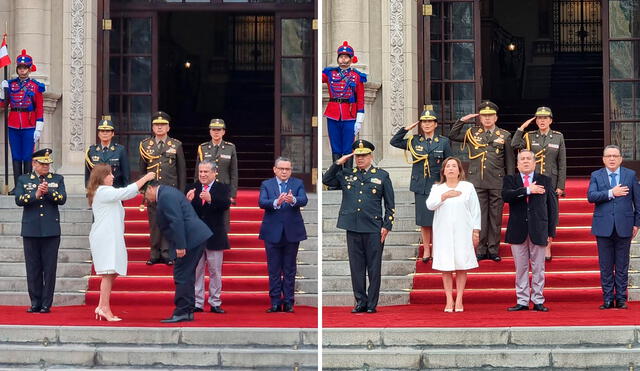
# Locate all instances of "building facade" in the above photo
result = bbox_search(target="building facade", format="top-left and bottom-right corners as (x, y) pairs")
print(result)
(0, 0), (317, 194)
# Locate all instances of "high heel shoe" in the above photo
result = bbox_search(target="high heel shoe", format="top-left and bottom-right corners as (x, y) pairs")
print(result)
(455, 307), (464, 312)
(421, 256), (432, 263)
(444, 308), (453, 313)
(96, 308), (122, 322)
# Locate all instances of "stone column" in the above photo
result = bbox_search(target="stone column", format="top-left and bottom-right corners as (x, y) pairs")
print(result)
(379, 0), (419, 188)
(59, 0), (97, 194)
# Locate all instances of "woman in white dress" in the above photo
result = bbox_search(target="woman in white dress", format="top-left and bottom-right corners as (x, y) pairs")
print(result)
(87, 164), (155, 321)
(426, 157), (481, 312)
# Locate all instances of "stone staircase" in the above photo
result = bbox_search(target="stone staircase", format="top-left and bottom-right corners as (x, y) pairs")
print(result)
(0, 325), (317, 369)
(0, 195), (92, 306)
(0, 192), (318, 307)
(322, 327), (640, 369)
(322, 190), (419, 306)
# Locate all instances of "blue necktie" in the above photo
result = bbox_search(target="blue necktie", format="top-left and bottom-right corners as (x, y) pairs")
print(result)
(280, 182), (287, 193)
(610, 173), (617, 187)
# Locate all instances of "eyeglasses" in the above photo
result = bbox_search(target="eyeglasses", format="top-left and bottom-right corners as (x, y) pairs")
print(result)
(275, 167), (292, 171)
(603, 155), (622, 159)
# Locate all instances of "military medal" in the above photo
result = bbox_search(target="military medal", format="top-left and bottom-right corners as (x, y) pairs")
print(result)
(495, 130), (501, 136)
(371, 168), (377, 174)
(110, 146), (115, 151)
(434, 137), (439, 142)
(496, 148), (500, 154)
(347, 185), (351, 189)
(372, 189), (377, 194)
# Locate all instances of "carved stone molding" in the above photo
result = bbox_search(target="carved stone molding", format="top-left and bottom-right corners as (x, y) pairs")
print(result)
(389, 0), (405, 132)
(69, 0), (85, 151)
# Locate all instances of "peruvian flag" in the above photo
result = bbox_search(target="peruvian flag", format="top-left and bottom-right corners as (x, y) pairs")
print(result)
(0, 34), (10, 69)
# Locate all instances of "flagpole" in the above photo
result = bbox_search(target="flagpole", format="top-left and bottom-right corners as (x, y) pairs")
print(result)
(2, 32), (8, 195)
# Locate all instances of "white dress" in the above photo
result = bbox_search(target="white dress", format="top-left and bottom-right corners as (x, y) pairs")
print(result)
(89, 183), (139, 275)
(426, 181), (481, 271)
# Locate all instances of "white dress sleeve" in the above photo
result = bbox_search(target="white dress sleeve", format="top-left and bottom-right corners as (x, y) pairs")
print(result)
(95, 183), (140, 203)
(426, 184), (445, 210)
(466, 182), (482, 230)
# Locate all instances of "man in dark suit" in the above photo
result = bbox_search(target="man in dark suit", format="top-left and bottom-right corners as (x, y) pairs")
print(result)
(187, 160), (231, 314)
(502, 150), (557, 312)
(322, 140), (395, 314)
(587, 144), (640, 310)
(258, 157), (308, 313)
(143, 181), (212, 323)
(15, 148), (66, 313)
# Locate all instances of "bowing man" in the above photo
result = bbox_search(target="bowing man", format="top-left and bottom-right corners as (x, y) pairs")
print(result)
(502, 150), (557, 312)
(587, 145), (640, 310)
(143, 181), (212, 323)
(259, 157), (308, 313)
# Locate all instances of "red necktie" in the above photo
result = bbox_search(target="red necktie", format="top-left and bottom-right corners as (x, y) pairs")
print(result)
(523, 174), (530, 187)
(202, 184), (209, 205)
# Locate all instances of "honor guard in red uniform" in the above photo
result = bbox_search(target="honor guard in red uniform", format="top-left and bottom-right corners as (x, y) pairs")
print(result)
(323, 41), (366, 169)
(1, 50), (45, 194)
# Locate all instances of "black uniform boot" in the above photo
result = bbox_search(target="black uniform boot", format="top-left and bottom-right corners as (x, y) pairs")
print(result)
(9, 160), (22, 195)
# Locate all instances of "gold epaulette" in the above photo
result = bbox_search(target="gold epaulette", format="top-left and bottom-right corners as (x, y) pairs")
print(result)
(524, 132), (531, 150)
(462, 128), (488, 179)
(404, 135), (431, 178)
(85, 147), (95, 169)
(139, 139), (160, 162)
(197, 144), (204, 162)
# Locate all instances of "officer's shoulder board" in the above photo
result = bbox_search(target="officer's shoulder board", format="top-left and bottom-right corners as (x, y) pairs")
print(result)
(141, 137), (153, 145)
(223, 141), (235, 147)
(168, 137), (182, 145)
(552, 130), (563, 136)
(372, 167), (389, 176)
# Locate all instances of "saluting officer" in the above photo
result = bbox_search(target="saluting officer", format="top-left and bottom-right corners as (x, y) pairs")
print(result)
(322, 140), (395, 314)
(85, 116), (130, 188)
(390, 109), (452, 263)
(139, 111), (186, 265)
(449, 100), (515, 262)
(511, 106), (566, 261)
(15, 148), (66, 314)
(194, 118), (238, 228)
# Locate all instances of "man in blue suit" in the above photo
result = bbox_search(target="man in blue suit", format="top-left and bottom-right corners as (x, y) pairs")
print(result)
(258, 157), (308, 313)
(587, 145), (640, 310)
(143, 181), (213, 322)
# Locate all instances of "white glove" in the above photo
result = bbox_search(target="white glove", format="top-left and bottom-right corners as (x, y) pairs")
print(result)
(354, 121), (362, 135)
(34, 121), (44, 143)
(355, 112), (365, 135)
(0, 80), (8, 100)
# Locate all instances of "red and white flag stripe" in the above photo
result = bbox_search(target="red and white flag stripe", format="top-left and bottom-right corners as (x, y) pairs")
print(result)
(0, 34), (11, 69)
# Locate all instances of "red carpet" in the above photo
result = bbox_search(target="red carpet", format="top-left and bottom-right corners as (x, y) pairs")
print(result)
(0, 304), (317, 328)
(410, 178), (610, 305)
(84, 189), (309, 310)
(323, 302), (640, 328)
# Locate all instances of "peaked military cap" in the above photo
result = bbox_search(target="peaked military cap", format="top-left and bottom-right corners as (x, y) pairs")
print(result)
(151, 111), (171, 125)
(97, 115), (115, 131)
(419, 109), (438, 121)
(478, 100), (499, 115)
(352, 139), (375, 155)
(209, 118), (226, 129)
(32, 148), (53, 164)
(535, 106), (553, 117)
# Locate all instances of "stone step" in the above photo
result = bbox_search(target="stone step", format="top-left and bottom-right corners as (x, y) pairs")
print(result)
(0, 195), (89, 209)
(0, 208), (93, 222)
(323, 231), (420, 247)
(0, 262), (91, 278)
(323, 276), (412, 292)
(0, 292), (86, 306)
(324, 217), (419, 233)
(323, 245), (417, 261)
(0, 277), (87, 292)
(323, 261), (415, 277)
(0, 248), (91, 263)
(0, 235), (90, 249)
(0, 326), (317, 369)
(323, 291), (409, 307)
(0, 222), (91, 236)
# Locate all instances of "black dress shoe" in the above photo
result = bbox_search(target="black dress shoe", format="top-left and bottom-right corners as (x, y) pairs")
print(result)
(146, 258), (160, 265)
(599, 301), (614, 309)
(351, 305), (367, 313)
(210, 306), (225, 313)
(366, 308), (377, 313)
(283, 303), (294, 313)
(39, 307), (50, 313)
(532, 303), (549, 312)
(192, 307), (204, 313)
(545, 256), (552, 262)
(615, 300), (628, 309)
(160, 313), (193, 323)
(266, 304), (281, 313)
(26, 306), (41, 313)
(421, 256), (432, 263)
(165, 260), (174, 266)
(476, 254), (487, 261)
(507, 304), (529, 311)
(488, 254), (502, 262)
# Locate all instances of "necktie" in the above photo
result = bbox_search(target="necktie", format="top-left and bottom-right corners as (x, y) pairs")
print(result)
(212, 145), (219, 159)
(540, 134), (547, 147)
(158, 140), (164, 151)
(523, 174), (530, 187)
(202, 184), (209, 205)
(610, 173), (617, 188)
(280, 182), (287, 193)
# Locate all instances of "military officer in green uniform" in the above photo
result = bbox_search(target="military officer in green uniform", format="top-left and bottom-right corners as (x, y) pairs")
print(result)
(15, 148), (66, 313)
(511, 106), (566, 261)
(139, 111), (186, 265)
(322, 140), (395, 314)
(448, 100), (515, 262)
(84, 116), (130, 188)
(390, 108), (452, 263)
(194, 118), (238, 229)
